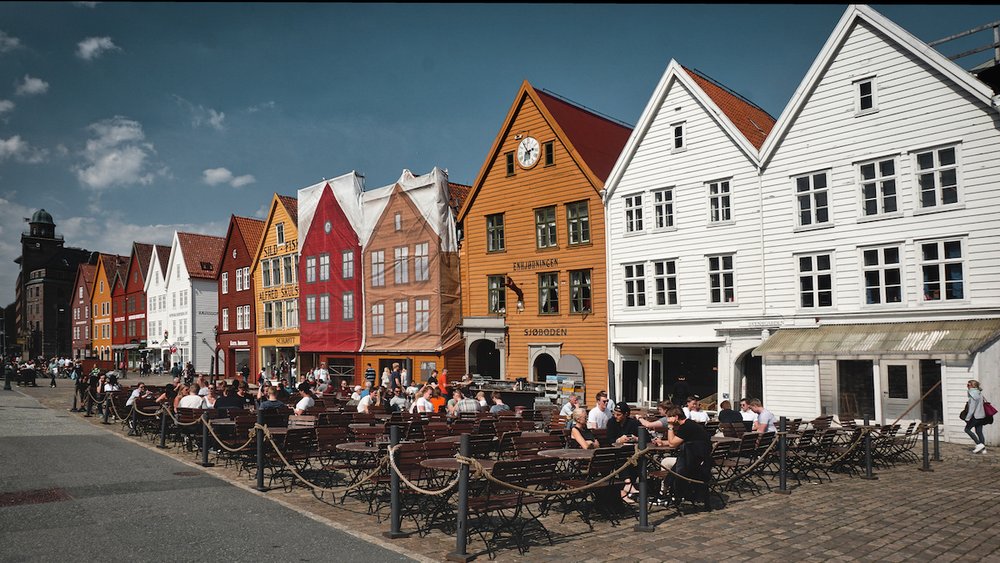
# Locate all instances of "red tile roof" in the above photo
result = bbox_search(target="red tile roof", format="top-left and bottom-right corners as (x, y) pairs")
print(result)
(176, 232), (226, 280)
(534, 89), (633, 183)
(683, 66), (776, 150)
(154, 245), (171, 277)
(277, 195), (298, 226)
(233, 216), (266, 254)
(77, 263), (97, 293)
(447, 182), (471, 214)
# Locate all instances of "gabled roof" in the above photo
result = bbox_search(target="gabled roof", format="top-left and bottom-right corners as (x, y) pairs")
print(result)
(447, 182), (471, 214)
(277, 195), (298, 227)
(132, 243), (154, 281)
(176, 232), (226, 280)
(250, 193), (299, 268)
(459, 80), (632, 222)
(154, 245), (171, 277)
(233, 216), (266, 254)
(759, 4), (997, 166)
(93, 253), (128, 295)
(683, 66), (775, 150)
(74, 263), (97, 296)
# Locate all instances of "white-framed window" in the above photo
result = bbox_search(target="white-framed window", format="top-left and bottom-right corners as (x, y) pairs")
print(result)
(859, 157), (898, 218)
(221, 272), (228, 294)
(672, 121), (686, 152)
(371, 251), (385, 287)
(414, 298), (429, 332)
(222, 308), (229, 331)
(538, 272), (559, 314)
(915, 145), (959, 210)
(305, 295), (316, 322)
(486, 214), (505, 252)
(394, 247), (409, 284)
(262, 260), (272, 287)
(414, 243), (429, 282)
(285, 299), (298, 328)
(274, 300), (284, 329)
(920, 239), (965, 301)
(319, 294), (330, 322)
(624, 194), (643, 233)
(394, 300), (409, 334)
(171, 293), (176, 309)
(708, 254), (735, 304)
(794, 171), (830, 227)
(566, 201), (590, 245)
(394, 213), (402, 231)
(343, 292), (354, 321)
(242, 305), (251, 330)
(653, 259), (677, 306)
(306, 256), (316, 283)
(276, 222), (285, 245)
(100, 280), (105, 293)
(488, 275), (506, 314)
(235, 305), (243, 331)
(855, 76), (877, 114)
(653, 188), (674, 229)
(235, 267), (243, 291)
(797, 253), (833, 308)
(263, 302), (273, 330)
(283, 255), (295, 285)
(270, 257), (281, 286)
(862, 245), (903, 305)
(624, 263), (646, 307)
(318, 254), (330, 282)
(371, 303), (384, 336)
(342, 250), (354, 280)
(708, 180), (732, 223)
(535, 206), (557, 249)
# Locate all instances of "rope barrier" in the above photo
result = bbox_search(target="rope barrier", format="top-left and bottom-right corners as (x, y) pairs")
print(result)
(161, 407), (207, 427)
(647, 437), (781, 486)
(385, 444), (461, 496)
(202, 419), (257, 453)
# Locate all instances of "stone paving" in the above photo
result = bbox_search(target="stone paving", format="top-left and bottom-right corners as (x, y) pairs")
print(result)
(14, 378), (1000, 562)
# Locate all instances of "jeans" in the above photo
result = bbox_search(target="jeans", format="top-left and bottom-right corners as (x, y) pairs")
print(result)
(965, 419), (986, 445)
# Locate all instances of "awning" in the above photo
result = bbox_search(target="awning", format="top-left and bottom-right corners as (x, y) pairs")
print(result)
(753, 319), (1000, 361)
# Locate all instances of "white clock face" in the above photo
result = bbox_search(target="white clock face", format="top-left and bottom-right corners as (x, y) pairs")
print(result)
(232, 249), (237, 259)
(517, 136), (540, 168)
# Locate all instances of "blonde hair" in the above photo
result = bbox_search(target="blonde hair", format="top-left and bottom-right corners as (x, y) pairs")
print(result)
(572, 407), (587, 424)
(968, 380), (981, 389)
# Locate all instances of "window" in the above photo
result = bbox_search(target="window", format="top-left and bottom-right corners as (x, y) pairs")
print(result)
(276, 222), (285, 245)
(915, 146), (959, 209)
(652, 188), (674, 229)
(242, 305), (251, 330)
(415, 298), (429, 332)
(263, 302), (273, 329)
(538, 272), (559, 314)
(414, 243), (429, 282)
(235, 305), (243, 330)
(221, 272), (228, 294)
(488, 275), (506, 313)
(566, 201), (590, 245)
(235, 267), (243, 291)
(286, 299), (298, 328)
(79, 287), (83, 299)
(306, 256), (316, 283)
(543, 141), (554, 166)
(708, 180), (732, 223)
(862, 246), (902, 305)
(262, 260), (271, 287)
(625, 194), (643, 233)
(100, 280), (105, 293)
(797, 253), (833, 308)
(394, 213), (402, 231)
(535, 206), (557, 249)
(486, 214), (505, 252)
(283, 255), (294, 284)
(274, 300), (284, 329)
(672, 122), (685, 151)
(860, 158), (898, 217)
(653, 260), (678, 306)
(371, 303), (385, 336)
(371, 251), (385, 287)
(921, 239), (964, 301)
(505, 152), (515, 175)
(624, 264), (646, 307)
(343, 292), (354, 321)
(319, 294), (330, 322)
(271, 258), (281, 285)
(172, 293), (176, 309)
(708, 254), (735, 304)
(394, 247), (409, 284)
(569, 270), (592, 314)
(342, 250), (354, 279)
(222, 308), (229, 331)
(855, 77), (876, 113)
(795, 172), (830, 227)
(318, 254), (330, 282)
(395, 300), (409, 334)
(306, 296), (316, 322)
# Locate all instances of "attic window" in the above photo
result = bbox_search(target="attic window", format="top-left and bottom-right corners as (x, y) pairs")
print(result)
(394, 213), (402, 231)
(855, 77), (877, 115)
(276, 222), (286, 245)
(200, 261), (213, 271)
(505, 152), (515, 176)
(543, 141), (554, 166)
(672, 122), (686, 152)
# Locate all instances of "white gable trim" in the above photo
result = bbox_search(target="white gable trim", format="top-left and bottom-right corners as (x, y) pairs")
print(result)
(760, 4), (996, 167)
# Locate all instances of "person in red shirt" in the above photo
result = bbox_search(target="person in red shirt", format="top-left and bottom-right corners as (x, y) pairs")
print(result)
(438, 369), (448, 395)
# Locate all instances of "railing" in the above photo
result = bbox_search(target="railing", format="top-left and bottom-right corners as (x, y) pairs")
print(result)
(929, 20), (1000, 67)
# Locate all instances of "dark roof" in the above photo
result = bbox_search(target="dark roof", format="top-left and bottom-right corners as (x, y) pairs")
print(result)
(176, 233), (226, 280)
(534, 89), (633, 182)
(99, 253), (129, 285)
(154, 244), (171, 277)
(132, 243), (154, 283)
(447, 182), (471, 214)
(233, 216), (266, 254)
(277, 195), (298, 226)
(76, 263), (97, 294)
(683, 66), (776, 150)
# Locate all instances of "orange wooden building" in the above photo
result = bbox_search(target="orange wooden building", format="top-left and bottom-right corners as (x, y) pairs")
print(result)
(457, 81), (631, 400)
(90, 253), (129, 362)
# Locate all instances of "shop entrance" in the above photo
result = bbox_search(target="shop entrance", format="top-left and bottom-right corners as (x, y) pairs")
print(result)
(838, 360), (875, 420)
(469, 339), (500, 377)
(663, 347), (718, 404)
(736, 350), (763, 403)
(880, 360), (921, 423)
(532, 353), (557, 382)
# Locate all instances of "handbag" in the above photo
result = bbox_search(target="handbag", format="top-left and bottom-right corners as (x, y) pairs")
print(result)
(984, 401), (997, 418)
(960, 406), (968, 420)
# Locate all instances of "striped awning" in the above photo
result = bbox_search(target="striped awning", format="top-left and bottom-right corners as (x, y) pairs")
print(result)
(753, 319), (1000, 361)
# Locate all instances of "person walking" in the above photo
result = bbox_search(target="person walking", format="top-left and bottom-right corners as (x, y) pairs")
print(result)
(963, 380), (989, 454)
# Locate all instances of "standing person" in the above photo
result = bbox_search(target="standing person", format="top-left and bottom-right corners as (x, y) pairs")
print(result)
(364, 363), (376, 388)
(314, 362), (329, 384)
(587, 391), (612, 430)
(390, 363), (401, 392)
(379, 367), (390, 389)
(400, 366), (411, 390)
(438, 369), (449, 395)
(672, 375), (691, 406)
(749, 398), (776, 433)
(964, 380), (989, 453)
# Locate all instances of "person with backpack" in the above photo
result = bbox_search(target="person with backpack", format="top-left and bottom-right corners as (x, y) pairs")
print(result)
(963, 379), (992, 454)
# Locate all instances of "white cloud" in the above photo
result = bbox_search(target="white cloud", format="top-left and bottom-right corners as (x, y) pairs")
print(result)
(172, 95), (226, 131)
(77, 36), (120, 61)
(0, 31), (21, 53)
(206, 109), (225, 130)
(74, 116), (162, 190)
(0, 99), (14, 114)
(202, 167), (255, 188)
(253, 203), (268, 218)
(247, 101), (276, 113)
(0, 135), (48, 164)
(15, 75), (48, 96)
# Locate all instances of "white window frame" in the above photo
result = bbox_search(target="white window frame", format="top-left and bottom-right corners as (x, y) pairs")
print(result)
(276, 222), (285, 245)
(283, 255), (295, 285)
(857, 156), (900, 220)
(343, 292), (354, 321)
(708, 179), (732, 224)
(860, 244), (904, 306)
(707, 254), (736, 305)
(371, 251), (385, 287)
(306, 256), (316, 283)
(221, 272), (228, 294)
(796, 252), (834, 309)
(566, 200), (590, 245)
(671, 121), (686, 152)
(793, 171), (831, 229)
(624, 194), (643, 233)
(623, 263), (646, 308)
(319, 294), (330, 322)
(414, 298), (429, 332)
(306, 295), (316, 322)
(652, 259), (678, 307)
(318, 253), (330, 282)
(263, 302), (273, 330)
(394, 300), (409, 334)
(242, 267), (250, 291)
(534, 206), (557, 249)
(913, 144), (961, 212)
(652, 188), (674, 230)
(342, 250), (354, 280)
(394, 213), (402, 231)
(371, 303), (384, 336)
(414, 243), (429, 282)
(919, 238), (966, 302)
(286, 298), (298, 328)
(274, 300), (284, 329)
(222, 308), (229, 331)
(854, 76), (878, 115)
(394, 247), (409, 285)
(235, 267), (243, 291)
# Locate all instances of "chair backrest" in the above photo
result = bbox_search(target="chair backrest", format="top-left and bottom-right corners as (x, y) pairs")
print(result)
(394, 442), (425, 472)
(491, 458), (558, 490)
(704, 420), (720, 436)
(351, 425), (385, 445)
(262, 411), (289, 428)
(423, 440), (458, 459)
(474, 418), (496, 435)
(587, 447), (631, 481)
(176, 407), (204, 424)
(282, 427), (316, 453)
(810, 415), (833, 430)
(315, 426), (350, 451)
(288, 414), (317, 429)
(719, 422), (743, 438)
(451, 420), (474, 435)
(468, 434), (497, 459)
(497, 431), (522, 458)
(513, 434), (563, 458)
(404, 420), (426, 441)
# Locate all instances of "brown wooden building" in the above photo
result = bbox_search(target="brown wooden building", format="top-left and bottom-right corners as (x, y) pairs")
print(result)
(457, 81), (631, 399)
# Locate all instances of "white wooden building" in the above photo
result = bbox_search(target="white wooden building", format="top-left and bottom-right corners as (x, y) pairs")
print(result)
(144, 245), (171, 371)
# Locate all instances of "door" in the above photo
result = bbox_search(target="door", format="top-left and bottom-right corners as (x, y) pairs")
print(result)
(621, 360), (639, 404)
(880, 360), (920, 423)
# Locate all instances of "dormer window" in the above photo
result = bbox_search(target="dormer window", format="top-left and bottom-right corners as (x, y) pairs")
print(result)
(276, 222), (285, 245)
(394, 213), (402, 231)
(671, 122), (686, 152)
(855, 77), (877, 115)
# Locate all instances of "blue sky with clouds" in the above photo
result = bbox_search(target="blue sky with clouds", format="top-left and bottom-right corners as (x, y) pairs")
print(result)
(0, 3), (996, 303)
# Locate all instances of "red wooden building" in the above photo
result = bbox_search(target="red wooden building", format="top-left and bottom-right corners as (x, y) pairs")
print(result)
(218, 215), (265, 381)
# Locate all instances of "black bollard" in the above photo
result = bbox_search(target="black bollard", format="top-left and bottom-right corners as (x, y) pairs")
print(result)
(70, 390), (79, 412)
(102, 397), (111, 425)
(861, 416), (878, 480)
(200, 415), (215, 467)
(255, 407), (268, 491)
(776, 416), (791, 493)
(634, 427), (655, 531)
(383, 425), (408, 539)
(918, 423), (933, 472)
(157, 408), (168, 449)
(932, 410), (941, 462)
(84, 392), (93, 417)
(446, 434), (474, 562)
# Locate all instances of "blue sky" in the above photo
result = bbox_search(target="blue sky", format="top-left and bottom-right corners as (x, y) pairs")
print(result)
(0, 3), (997, 303)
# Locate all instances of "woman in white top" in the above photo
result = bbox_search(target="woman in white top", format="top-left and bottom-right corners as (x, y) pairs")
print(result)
(411, 385), (434, 414)
(379, 367), (391, 389)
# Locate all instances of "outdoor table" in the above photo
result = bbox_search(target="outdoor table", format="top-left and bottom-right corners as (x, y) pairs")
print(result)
(537, 448), (594, 460)
(420, 457), (496, 474)
(349, 422), (380, 430)
(435, 435), (466, 444)
(337, 442), (380, 454)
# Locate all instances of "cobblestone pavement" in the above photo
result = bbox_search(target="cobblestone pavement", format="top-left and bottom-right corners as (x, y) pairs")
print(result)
(14, 380), (1000, 562)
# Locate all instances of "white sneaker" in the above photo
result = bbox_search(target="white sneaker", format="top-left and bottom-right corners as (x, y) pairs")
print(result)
(974, 443), (986, 453)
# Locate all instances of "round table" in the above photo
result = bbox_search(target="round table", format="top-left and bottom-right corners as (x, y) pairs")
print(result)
(336, 441), (380, 454)
(348, 422), (380, 430)
(435, 435), (466, 444)
(537, 448), (594, 461)
(420, 457), (496, 473)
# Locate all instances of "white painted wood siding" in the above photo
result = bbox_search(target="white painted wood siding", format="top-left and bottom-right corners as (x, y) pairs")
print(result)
(191, 278), (219, 374)
(145, 252), (168, 350)
(763, 359), (820, 419)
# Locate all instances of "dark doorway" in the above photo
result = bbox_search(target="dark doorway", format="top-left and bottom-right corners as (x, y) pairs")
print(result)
(838, 360), (875, 419)
(663, 348), (718, 403)
(739, 351), (763, 402)
(532, 353), (557, 382)
(470, 339), (500, 378)
(920, 359), (943, 423)
(622, 360), (639, 403)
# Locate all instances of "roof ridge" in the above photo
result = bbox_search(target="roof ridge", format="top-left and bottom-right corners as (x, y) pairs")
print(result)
(538, 88), (634, 129)
(683, 65), (772, 117)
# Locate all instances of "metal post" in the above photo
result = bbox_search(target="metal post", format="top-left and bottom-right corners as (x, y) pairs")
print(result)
(70, 389), (78, 412)
(861, 416), (878, 480)
(384, 425), (408, 539)
(200, 415), (214, 467)
(446, 434), (474, 562)
(102, 397), (111, 424)
(255, 407), (267, 491)
(3, 364), (11, 391)
(918, 422), (933, 472)
(634, 427), (655, 531)
(932, 410), (941, 462)
(84, 391), (93, 417)
(776, 416), (791, 493)
(157, 408), (168, 449)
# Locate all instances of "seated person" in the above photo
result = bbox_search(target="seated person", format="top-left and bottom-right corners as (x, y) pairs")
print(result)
(429, 387), (447, 414)
(258, 388), (286, 411)
(357, 388), (383, 414)
(411, 385), (434, 414)
(178, 384), (206, 409)
(716, 400), (743, 424)
(489, 391), (510, 415)
(683, 396), (710, 423)
(569, 407), (600, 449)
(126, 382), (154, 407)
(214, 385), (244, 412)
(606, 402), (640, 446)
(293, 383), (315, 415)
(648, 406), (711, 503)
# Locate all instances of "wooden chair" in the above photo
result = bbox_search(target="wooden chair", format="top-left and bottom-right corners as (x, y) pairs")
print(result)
(466, 458), (559, 557)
